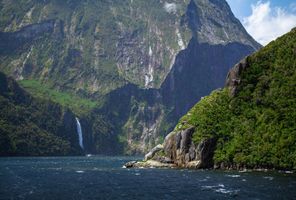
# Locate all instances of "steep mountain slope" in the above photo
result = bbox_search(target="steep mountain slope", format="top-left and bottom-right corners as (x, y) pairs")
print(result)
(0, 0), (261, 154)
(0, 72), (82, 156)
(0, 0), (259, 92)
(137, 28), (295, 170)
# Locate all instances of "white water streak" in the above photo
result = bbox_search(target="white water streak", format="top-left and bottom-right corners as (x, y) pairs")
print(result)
(75, 118), (84, 149)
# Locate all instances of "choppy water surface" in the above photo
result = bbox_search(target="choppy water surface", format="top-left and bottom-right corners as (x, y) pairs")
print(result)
(0, 156), (296, 200)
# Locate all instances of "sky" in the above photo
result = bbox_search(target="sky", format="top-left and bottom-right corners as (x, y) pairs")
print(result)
(226, 0), (296, 45)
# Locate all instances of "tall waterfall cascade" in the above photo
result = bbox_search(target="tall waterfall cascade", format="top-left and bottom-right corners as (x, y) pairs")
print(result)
(75, 117), (84, 149)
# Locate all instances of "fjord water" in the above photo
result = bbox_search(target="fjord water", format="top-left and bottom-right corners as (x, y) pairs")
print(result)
(1, 157), (295, 200)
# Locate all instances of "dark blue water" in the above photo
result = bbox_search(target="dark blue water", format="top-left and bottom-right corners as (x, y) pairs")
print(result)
(1, 156), (296, 200)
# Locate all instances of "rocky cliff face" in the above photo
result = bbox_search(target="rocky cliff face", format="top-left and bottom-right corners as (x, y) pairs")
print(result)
(0, 0), (261, 154)
(125, 127), (217, 169)
(225, 58), (250, 96)
(163, 127), (216, 168)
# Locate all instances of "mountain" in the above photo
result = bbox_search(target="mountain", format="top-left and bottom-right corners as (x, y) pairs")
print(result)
(0, 0), (261, 155)
(131, 28), (296, 170)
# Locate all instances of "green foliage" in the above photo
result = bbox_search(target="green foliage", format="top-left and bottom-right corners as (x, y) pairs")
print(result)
(0, 73), (81, 156)
(175, 29), (296, 170)
(19, 79), (97, 115)
(175, 89), (232, 143)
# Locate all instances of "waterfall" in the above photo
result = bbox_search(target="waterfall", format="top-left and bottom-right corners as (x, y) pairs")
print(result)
(75, 117), (84, 150)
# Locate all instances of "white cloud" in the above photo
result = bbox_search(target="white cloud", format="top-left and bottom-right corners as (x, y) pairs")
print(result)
(164, 2), (177, 14)
(243, 1), (296, 45)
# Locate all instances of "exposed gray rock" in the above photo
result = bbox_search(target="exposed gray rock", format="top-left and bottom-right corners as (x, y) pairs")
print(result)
(154, 156), (173, 164)
(125, 127), (217, 169)
(123, 160), (176, 169)
(163, 131), (178, 161)
(174, 127), (195, 166)
(197, 138), (217, 168)
(144, 144), (163, 161)
(124, 161), (137, 168)
(225, 57), (250, 96)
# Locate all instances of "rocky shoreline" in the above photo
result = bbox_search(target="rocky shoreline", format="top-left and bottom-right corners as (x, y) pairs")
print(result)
(124, 127), (217, 169)
(123, 127), (295, 174)
(123, 159), (295, 174)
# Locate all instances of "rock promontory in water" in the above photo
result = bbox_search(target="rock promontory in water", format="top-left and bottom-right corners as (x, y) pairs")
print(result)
(124, 127), (216, 169)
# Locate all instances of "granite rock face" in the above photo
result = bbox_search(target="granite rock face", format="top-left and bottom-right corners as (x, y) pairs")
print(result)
(144, 144), (164, 161)
(163, 127), (216, 168)
(125, 127), (217, 169)
(225, 58), (250, 96)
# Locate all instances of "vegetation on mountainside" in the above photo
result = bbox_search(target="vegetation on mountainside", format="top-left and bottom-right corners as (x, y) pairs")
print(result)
(0, 72), (82, 156)
(19, 79), (98, 115)
(176, 28), (296, 170)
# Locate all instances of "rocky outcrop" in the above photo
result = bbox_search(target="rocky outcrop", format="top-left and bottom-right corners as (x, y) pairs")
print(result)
(124, 127), (217, 169)
(164, 128), (197, 167)
(225, 57), (250, 96)
(164, 127), (216, 168)
(124, 160), (176, 169)
(144, 144), (163, 161)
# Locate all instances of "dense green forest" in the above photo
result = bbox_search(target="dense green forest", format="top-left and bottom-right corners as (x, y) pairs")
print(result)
(19, 79), (98, 115)
(176, 28), (296, 170)
(0, 72), (82, 156)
